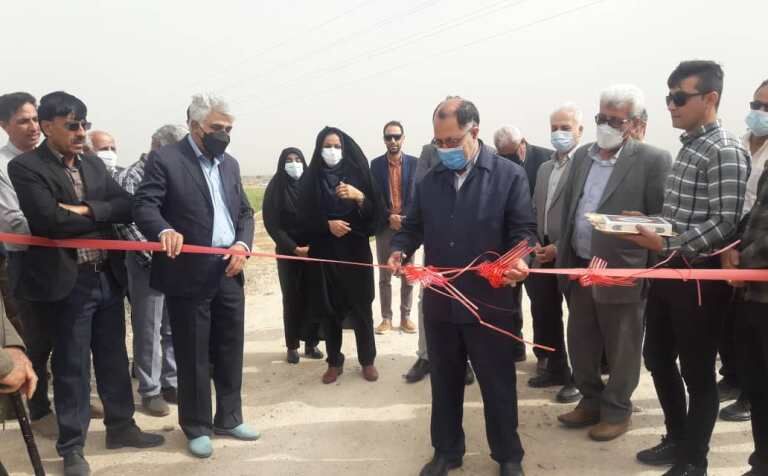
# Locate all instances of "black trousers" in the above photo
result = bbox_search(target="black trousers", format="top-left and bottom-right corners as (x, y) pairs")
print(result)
(166, 272), (245, 440)
(524, 262), (568, 371)
(324, 309), (376, 367)
(43, 269), (135, 456)
(718, 295), (742, 387)
(425, 318), (524, 464)
(643, 274), (729, 467)
(509, 285), (525, 360)
(276, 259), (319, 350)
(738, 301), (768, 473)
(19, 299), (54, 420)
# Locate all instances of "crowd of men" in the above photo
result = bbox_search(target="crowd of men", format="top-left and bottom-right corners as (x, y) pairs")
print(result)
(1, 58), (768, 476)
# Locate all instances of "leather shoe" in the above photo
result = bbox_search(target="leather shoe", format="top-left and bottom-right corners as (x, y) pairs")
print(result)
(419, 455), (462, 476)
(188, 435), (213, 458)
(555, 383), (581, 404)
(162, 386), (178, 405)
(286, 349), (300, 364)
(89, 400), (104, 419)
(400, 319), (417, 334)
(528, 371), (569, 388)
(557, 407), (599, 428)
(465, 364), (475, 386)
(588, 418), (631, 441)
(718, 378), (741, 402)
(362, 365), (379, 382)
(214, 423), (261, 440)
(662, 463), (707, 475)
(636, 435), (679, 466)
(323, 354), (345, 384)
(405, 358), (430, 383)
(105, 423), (165, 449)
(720, 397), (751, 422)
(375, 319), (393, 334)
(500, 462), (525, 476)
(31, 412), (59, 439)
(142, 394), (170, 417)
(63, 450), (91, 476)
(304, 344), (324, 359)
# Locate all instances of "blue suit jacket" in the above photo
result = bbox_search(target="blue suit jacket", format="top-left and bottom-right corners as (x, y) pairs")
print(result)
(391, 144), (536, 324)
(370, 153), (417, 215)
(133, 136), (254, 297)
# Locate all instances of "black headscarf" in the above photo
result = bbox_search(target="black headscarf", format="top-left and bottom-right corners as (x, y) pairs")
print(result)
(268, 147), (306, 215)
(299, 126), (385, 236)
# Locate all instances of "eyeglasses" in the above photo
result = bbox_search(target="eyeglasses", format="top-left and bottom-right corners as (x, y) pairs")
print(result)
(594, 114), (629, 129)
(384, 134), (402, 142)
(64, 120), (92, 132)
(750, 100), (768, 112)
(432, 129), (470, 148)
(665, 91), (709, 108)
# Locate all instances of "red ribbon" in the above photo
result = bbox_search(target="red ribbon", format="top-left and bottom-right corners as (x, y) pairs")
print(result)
(4, 232), (768, 352)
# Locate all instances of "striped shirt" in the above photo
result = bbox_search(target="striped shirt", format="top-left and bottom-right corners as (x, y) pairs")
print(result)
(662, 121), (751, 256)
(114, 155), (152, 267)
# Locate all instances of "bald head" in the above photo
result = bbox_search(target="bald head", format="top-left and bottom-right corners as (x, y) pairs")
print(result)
(433, 96), (480, 129)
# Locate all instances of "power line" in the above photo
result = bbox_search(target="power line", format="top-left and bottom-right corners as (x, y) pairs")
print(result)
(215, 0), (442, 94)
(189, 0), (375, 90)
(250, 0), (607, 111)
(231, 0), (528, 104)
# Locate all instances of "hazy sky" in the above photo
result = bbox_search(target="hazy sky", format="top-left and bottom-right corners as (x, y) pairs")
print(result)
(1, 0), (766, 175)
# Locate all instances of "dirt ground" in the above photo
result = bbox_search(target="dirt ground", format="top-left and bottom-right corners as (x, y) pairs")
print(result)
(0, 218), (755, 475)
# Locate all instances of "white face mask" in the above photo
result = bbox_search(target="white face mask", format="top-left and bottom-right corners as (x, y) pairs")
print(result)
(321, 147), (343, 167)
(96, 150), (118, 168)
(284, 161), (304, 180)
(595, 123), (625, 150)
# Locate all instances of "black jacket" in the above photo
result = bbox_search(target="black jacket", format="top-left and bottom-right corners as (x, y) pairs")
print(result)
(133, 136), (254, 297)
(8, 141), (132, 302)
(502, 143), (554, 196)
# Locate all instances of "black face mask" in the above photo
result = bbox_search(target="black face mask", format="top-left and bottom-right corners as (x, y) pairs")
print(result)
(201, 130), (230, 157)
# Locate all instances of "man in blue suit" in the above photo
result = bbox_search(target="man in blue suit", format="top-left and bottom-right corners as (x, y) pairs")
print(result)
(133, 93), (256, 459)
(371, 120), (418, 335)
(390, 97), (536, 476)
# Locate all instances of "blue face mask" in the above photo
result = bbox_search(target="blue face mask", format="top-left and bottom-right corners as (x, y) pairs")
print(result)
(746, 110), (768, 137)
(550, 130), (575, 153)
(437, 146), (467, 170)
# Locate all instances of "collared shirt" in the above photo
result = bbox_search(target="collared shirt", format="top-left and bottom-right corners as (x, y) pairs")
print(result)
(544, 150), (573, 235)
(0, 141), (31, 251)
(114, 156), (152, 267)
(187, 136), (236, 248)
(662, 121), (750, 256)
(454, 146), (480, 191)
(572, 144), (620, 259)
(47, 143), (107, 264)
(744, 132), (768, 214)
(387, 154), (403, 214)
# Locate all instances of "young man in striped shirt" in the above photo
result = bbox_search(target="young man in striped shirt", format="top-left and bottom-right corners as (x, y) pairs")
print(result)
(619, 60), (751, 476)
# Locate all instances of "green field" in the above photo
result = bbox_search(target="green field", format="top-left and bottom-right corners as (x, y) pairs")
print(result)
(245, 186), (265, 213)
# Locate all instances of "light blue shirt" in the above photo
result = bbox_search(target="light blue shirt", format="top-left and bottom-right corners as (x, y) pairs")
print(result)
(572, 145), (620, 259)
(187, 136), (236, 248)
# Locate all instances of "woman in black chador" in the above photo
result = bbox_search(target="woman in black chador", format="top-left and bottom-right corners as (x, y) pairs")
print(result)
(262, 147), (324, 364)
(298, 127), (385, 384)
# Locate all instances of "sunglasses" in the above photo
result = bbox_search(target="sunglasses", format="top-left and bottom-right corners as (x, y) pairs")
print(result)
(665, 90), (709, 108)
(750, 100), (768, 112)
(64, 120), (92, 132)
(384, 134), (402, 142)
(594, 113), (629, 129)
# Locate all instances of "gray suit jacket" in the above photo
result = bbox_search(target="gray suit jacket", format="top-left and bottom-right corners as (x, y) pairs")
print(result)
(414, 144), (440, 185)
(533, 152), (573, 246)
(556, 139), (672, 303)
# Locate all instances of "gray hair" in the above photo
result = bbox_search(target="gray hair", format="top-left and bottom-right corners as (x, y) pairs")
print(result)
(550, 102), (584, 125)
(187, 93), (234, 125)
(152, 124), (188, 148)
(600, 84), (645, 118)
(493, 125), (523, 151)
